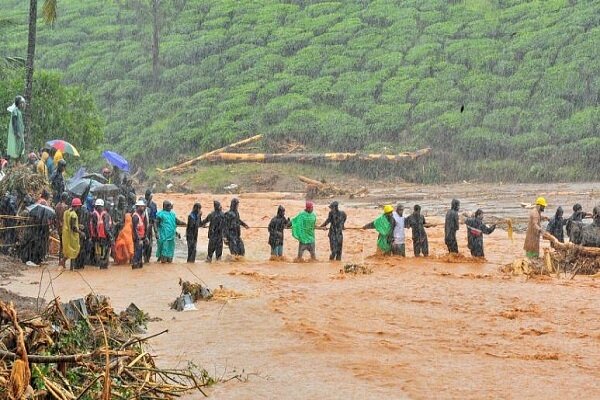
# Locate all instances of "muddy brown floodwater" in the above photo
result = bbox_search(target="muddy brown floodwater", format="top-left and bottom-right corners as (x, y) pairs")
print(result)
(4, 183), (600, 399)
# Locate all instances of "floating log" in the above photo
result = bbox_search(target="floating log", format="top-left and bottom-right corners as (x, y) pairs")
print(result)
(543, 232), (600, 256)
(203, 148), (431, 164)
(157, 134), (263, 174)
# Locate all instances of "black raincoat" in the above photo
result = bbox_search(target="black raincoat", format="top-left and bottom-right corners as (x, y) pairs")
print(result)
(186, 204), (202, 262)
(320, 202), (347, 261)
(268, 206), (290, 248)
(444, 199), (460, 253)
(201, 201), (225, 261)
(546, 207), (566, 243)
(406, 210), (429, 257)
(465, 215), (495, 257)
(224, 198), (248, 256)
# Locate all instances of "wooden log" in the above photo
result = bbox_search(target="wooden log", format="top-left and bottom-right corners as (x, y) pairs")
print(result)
(543, 232), (600, 256)
(298, 176), (326, 188)
(202, 148), (431, 163)
(156, 134), (263, 174)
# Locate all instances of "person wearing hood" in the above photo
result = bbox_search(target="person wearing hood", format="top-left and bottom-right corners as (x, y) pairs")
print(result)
(20, 200), (52, 266)
(524, 197), (547, 258)
(465, 209), (496, 258)
(224, 198), (249, 257)
(143, 189), (158, 263)
(363, 204), (396, 255)
(406, 204), (429, 257)
(320, 201), (347, 261)
(291, 201), (318, 261)
(111, 195), (127, 238)
(444, 199), (461, 253)
(51, 159), (67, 204)
(201, 201), (226, 262)
(114, 213), (134, 265)
(37, 149), (49, 179)
(268, 205), (290, 258)
(6, 95), (26, 161)
(566, 203), (592, 242)
(546, 206), (567, 243)
(63, 198), (85, 270)
(155, 200), (186, 263)
(131, 199), (148, 269)
(54, 192), (70, 267)
(186, 203), (202, 263)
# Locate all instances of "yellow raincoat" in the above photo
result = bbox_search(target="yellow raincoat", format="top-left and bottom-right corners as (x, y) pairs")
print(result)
(62, 209), (80, 259)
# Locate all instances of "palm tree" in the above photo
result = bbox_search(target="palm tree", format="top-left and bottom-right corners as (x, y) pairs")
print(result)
(24, 0), (57, 149)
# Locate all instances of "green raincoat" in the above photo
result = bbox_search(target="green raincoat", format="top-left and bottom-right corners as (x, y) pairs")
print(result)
(7, 106), (24, 159)
(373, 213), (392, 253)
(291, 211), (317, 244)
(156, 209), (177, 259)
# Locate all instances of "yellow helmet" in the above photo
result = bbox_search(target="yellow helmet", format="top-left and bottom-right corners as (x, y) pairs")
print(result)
(535, 197), (547, 207)
(383, 204), (394, 214)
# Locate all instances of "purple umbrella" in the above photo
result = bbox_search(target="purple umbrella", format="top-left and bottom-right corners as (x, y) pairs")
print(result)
(102, 150), (129, 172)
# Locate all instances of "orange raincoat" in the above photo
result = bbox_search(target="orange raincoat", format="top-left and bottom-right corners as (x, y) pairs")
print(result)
(113, 213), (134, 264)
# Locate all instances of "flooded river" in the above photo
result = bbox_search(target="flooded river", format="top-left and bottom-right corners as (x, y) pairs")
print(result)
(4, 183), (600, 399)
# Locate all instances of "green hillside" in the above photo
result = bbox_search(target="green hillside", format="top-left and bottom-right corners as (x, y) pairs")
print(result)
(2, 0), (600, 182)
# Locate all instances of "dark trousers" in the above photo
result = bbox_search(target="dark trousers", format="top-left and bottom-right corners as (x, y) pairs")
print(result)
(297, 243), (316, 260)
(187, 239), (197, 262)
(207, 238), (223, 261)
(132, 240), (144, 268)
(229, 236), (245, 256)
(95, 239), (110, 268)
(413, 237), (429, 257)
(328, 236), (342, 260)
(445, 237), (458, 253)
(392, 243), (406, 257)
(143, 227), (153, 263)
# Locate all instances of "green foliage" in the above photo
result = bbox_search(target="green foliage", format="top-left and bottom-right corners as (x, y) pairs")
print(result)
(2, 0), (599, 181)
(0, 69), (104, 155)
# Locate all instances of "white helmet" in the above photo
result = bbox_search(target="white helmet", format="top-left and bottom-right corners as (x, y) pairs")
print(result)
(95, 199), (104, 207)
(135, 199), (146, 207)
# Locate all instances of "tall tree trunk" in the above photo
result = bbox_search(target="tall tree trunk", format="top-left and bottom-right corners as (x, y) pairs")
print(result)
(24, 0), (38, 151)
(151, 0), (160, 83)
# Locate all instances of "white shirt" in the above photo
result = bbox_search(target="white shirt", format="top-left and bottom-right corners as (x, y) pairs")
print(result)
(392, 211), (405, 244)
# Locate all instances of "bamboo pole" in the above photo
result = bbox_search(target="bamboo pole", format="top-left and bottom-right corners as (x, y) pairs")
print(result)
(156, 134), (263, 174)
(202, 148), (431, 163)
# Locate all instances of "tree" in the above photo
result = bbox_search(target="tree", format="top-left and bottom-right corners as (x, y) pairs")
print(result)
(24, 0), (57, 150)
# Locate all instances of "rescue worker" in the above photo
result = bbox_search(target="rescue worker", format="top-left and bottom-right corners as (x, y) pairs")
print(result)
(566, 203), (592, 241)
(363, 204), (395, 255)
(155, 200), (186, 263)
(465, 209), (496, 257)
(63, 197), (85, 271)
(201, 201), (226, 263)
(90, 199), (113, 269)
(143, 189), (158, 263)
(444, 199), (460, 253)
(291, 201), (317, 261)
(320, 201), (347, 261)
(186, 203), (202, 263)
(224, 198), (249, 256)
(406, 204), (429, 257)
(268, 205), (290, 258)
(391, 204), (406, 256)
(546, 206), (566, 243)
(54, 192), (70, 267)
(50, 159), (67, 205)
(121, 177), (137, 208)
(131, 199), (148, 269)
(524, 197), (546, 258)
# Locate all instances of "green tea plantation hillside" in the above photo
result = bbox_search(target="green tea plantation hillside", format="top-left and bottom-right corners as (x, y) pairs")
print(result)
(2, 0), (600, 181)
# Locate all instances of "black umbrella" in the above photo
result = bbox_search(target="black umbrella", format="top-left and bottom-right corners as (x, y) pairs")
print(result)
(26, 203), (56, 223)
(90, 183), (120, 194)
(82, 173), (108, 184)
(67, 178), (104, 197)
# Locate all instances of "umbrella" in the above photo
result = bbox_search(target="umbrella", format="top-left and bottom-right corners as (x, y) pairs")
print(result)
(90, 183), (119, 194)
(102, 151), (129, 172)
(82, 173), (108, 184)
(46, 140), (80, 157)
(67, 178), (103, 197)
(26, 203), (56, 223)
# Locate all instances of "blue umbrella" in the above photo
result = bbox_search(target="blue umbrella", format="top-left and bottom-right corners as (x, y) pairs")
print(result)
(102, 150), (130, 172)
